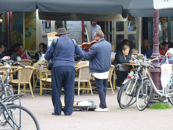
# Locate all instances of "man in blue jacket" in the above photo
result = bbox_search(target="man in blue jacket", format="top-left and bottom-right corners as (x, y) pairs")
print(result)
(44, 28), (84, 116)
(83, 30), (111, 112)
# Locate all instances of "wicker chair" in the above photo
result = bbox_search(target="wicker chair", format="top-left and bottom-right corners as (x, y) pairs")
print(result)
(107, 65), (115, 94)
(33, 62), (45, 91)
(10, 66), (34, 98)
(0, 66), (8, 83)
(18, 59), (32, 66)
(40, 69), (52, 95)
(75, 66), (93, 96)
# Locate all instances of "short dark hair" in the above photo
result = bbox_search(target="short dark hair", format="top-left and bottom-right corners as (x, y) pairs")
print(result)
(0, 43), (3, 48)
(14, 43), (20, 48)
(123, 39), (129, 45)
(39, 43), (46, 47)
(162, 42), (168, 46)
(18, 44), (23, 48)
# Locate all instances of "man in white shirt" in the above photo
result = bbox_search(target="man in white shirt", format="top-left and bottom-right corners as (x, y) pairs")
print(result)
(83, 30), (111, 112)
(91, 21), (102, 41)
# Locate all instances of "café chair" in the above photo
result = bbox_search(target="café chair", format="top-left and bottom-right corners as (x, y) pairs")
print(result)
(107, 65), (115, 94)
(33, 62), (45, 91)
(40, 69), (52, 95)
(75, 66), (93, 96)
(10, 66), (34, 98)
(0, 66), (8, 83)
(18, 59), (32, 66)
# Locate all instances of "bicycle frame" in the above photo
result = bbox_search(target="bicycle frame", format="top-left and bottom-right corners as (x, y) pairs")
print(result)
(143, 65), (173, 98)
(0, 94), (22, 129)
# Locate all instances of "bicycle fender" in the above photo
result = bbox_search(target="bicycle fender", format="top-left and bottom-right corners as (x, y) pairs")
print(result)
(122, 78), (129, 84)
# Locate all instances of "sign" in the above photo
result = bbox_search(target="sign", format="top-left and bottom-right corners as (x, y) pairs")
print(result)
(154, 0), (173, 9)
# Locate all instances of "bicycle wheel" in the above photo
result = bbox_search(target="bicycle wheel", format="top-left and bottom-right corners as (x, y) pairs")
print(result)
(136, 78), (153, 111)
(0, 104), (40, 130)
(117, 78), (133, 104)
(118, 78), (137, 109)
(168, 82), (173, 105)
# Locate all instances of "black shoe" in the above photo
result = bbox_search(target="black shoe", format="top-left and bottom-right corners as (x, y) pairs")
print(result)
(52, 112), (61, 116)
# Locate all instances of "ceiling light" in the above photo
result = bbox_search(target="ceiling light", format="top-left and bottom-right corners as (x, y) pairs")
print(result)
(0, 14), (3, 23)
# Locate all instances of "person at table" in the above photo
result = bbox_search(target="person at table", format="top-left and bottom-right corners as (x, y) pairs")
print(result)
(35, 43), (47, 62)
(141, 39), (150, 54)
(130, 48), (138, 57)
(117, 39), (130, 52)
(113, 45), (134, 90)
(159, 42), (168, 55)
(161, 48), (173, 65)
(44, 28), (84, 116)
(0, 43), (6, 58)
(15, 44), (32, 60)
(83, 30), (111, 112)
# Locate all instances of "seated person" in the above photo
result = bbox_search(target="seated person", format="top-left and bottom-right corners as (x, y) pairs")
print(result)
(35, 43), (47, 62)
(161, 48), (173, 65)
(160, 42), (168, 55)
(0, 43), (5, 58)
(113, 45), (134, 90)
(141, 39), (150, 54)
(130, 49), (138, 57)
(15, 44), (32, 60)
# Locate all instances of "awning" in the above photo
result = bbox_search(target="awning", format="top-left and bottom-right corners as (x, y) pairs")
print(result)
(37, 0), (122, 14)
(37, 0), (123, 21)
(128, 0), (173, 17)
(0, 0), (36, 12)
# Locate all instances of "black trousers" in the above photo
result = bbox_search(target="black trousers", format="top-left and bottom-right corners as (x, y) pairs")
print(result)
(51, 66), (75, 115)
(116, 70), (128, 87)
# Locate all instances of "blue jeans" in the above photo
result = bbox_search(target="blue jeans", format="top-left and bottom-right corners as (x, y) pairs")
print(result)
(94, 78), (108, 108)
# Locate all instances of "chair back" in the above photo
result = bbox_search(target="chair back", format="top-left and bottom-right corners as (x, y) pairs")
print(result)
(18, 66), (34, 83)
(108, 65), (115, 81)
(78, 66), (90, 81)
(0, 66), (8, 83)
(18, 59), (32, 66)
(77, 61), (87, 66)
(33, 62), (44, 79)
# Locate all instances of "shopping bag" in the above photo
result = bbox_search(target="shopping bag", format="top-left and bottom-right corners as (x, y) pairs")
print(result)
(161, 64), (172, 88)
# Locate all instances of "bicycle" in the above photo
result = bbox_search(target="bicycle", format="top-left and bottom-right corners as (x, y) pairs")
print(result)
(117, 54), (158, 109)
(0, 93), (40, 130)
(0, 60), (40, 129)
(136, 56), (173, 111)
(0, 59), (25, 100)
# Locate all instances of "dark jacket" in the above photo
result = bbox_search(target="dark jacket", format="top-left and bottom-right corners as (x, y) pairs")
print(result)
(44, 36), (84, 68)
(113, 51), (131, 66)
(35, 51), (42, 61)
(83, 39), (111, 73)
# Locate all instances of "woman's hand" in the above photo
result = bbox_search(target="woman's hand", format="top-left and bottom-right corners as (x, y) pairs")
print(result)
(129, 60), (134, 63)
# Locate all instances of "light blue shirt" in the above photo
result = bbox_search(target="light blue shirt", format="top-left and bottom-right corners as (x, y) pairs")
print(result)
(91, 24), (102, 41)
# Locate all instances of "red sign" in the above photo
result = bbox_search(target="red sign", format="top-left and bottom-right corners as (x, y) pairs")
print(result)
(46, 20), (50, 23)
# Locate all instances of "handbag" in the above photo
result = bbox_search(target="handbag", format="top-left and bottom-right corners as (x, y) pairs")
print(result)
(47, 38), (69, 70)
(116, 64), (131, 72)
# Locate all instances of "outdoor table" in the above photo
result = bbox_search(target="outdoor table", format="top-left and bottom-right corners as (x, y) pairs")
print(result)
(122, 63), (140, 66)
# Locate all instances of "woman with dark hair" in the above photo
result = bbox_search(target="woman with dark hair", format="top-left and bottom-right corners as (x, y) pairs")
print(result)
(159, 42), (168, 55)
(15, 44), (32, 60)
(35, 43), (47, 62)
